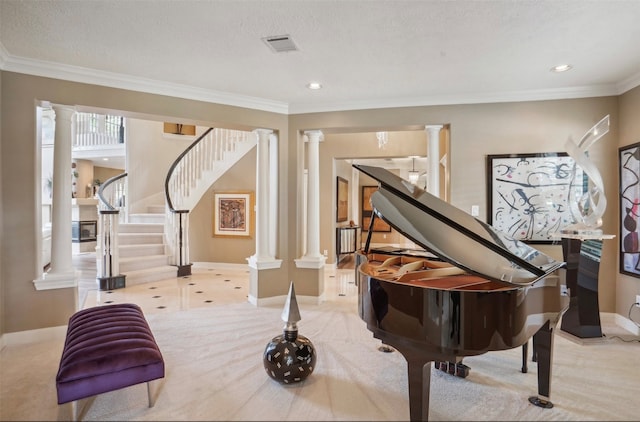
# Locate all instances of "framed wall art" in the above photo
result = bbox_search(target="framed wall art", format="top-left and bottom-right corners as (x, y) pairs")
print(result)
(336, 176), (349, 222)
(487, 152), (586, 244)
(619, 142), (640, 277)
(361, 185), (391, 232)
(212, 191), (254, 238)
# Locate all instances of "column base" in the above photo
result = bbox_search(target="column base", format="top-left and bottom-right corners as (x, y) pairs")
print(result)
(294, 255), (326, 269)
(176, 264), (192, 277)
(98, 275), (126, 291)
(33, 269), (79, 290)
(247, 255), (282, 270)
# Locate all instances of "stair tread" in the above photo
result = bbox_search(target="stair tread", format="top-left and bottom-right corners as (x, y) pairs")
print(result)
(123, 265), (176, 275)
(120, 254), (168, 262)
(119, 232), (163, 236)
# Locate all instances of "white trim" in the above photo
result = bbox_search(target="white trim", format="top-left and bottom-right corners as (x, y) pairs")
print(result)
(614, 312), (640, 336)
(2, 42), (638, 115)
(248, 293), (325, 307)
(33, 270), (79, 290)
(287, 85), (625, 114)
(192, 261), (249, 271)
(0, 47), (289, 114)
(294, 256), (326, 269)
(246, 256), (282, 270)
(2, 325), (67, 347)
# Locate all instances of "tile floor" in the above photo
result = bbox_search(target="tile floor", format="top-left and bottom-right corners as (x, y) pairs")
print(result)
(76, 253), (359, 315)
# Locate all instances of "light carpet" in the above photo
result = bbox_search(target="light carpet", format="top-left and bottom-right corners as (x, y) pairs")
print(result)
(2, 283), (640, 421)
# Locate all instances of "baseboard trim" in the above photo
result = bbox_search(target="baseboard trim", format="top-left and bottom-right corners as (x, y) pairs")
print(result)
(1, 325), (67, 348)
(248, 293), (326, 307)
(192, 261), (249, 271)
(614, 312), (640, 336)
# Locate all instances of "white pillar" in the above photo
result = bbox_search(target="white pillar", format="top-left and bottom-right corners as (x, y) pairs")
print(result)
(248, 129), (281, 270)
(295, 130), (326, 268)
(351, 167), (360, 225)
(34, 105), (79, 290)
(268, 133), (278, 258)
(425, 125), (443, 197)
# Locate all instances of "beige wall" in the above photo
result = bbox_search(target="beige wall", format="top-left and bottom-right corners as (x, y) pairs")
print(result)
(0, 70), (4, 337)
(190, 148), (258, 264)
(290, 97), (621, 313)
(617, 85), (640, 316)
(0, 71), (287, 334)
(1, 69), (638, 336)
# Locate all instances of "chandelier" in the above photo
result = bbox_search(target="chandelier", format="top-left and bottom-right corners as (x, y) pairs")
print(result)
(408, 157), (420, 184)
(376, 131), (388, 149)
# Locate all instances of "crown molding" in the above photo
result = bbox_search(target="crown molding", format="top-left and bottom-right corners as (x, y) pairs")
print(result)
(287, 84), (628, 114)
(1, 42), (639, 116)
(0, 44), (289, 115)
(617, 71), (640, 95)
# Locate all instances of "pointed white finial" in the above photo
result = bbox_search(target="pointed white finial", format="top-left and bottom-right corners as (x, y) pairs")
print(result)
(281, 281), (301, 333)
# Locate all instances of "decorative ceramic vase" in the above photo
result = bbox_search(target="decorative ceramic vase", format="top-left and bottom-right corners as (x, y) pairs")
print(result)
(263, 282), (316, 384)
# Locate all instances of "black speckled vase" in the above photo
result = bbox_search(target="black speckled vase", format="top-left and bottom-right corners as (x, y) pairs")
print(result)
(263, 281), (316, 384)
(263, 331), (316, 384)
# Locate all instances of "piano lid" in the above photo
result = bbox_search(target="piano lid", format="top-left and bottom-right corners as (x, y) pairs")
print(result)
(354, 164), (564, 285)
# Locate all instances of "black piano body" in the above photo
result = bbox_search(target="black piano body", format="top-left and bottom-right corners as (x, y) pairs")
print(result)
(353, 165), (568, 421)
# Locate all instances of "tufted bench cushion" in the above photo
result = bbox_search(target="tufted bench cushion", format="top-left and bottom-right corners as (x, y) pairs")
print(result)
(56, 303), (165, 408)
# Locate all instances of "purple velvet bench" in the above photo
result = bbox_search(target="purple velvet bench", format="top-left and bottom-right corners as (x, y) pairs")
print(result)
(56, 303), (165, 420)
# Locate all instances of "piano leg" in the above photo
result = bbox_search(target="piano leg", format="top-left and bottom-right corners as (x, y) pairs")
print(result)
(528, 321), (554, 409)
(521, 341), (528, 373)
(406, 354), (432, 422)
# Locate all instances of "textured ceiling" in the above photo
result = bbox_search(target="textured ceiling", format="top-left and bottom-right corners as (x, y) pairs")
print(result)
(1, 0), (640, 113)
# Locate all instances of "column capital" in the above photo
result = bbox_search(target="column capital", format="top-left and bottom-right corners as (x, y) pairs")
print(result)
(424, 124), (443, 132)
(303, 130), (324, 143)
(253, 128), (273, 139)
(51, 104), (76, 120)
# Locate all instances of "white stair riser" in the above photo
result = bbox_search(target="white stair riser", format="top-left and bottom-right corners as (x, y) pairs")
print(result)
(120, 255), (170, 272)
(147, 205), (165, 214)
(119, 223), (164, 233)
(118, 233), (164, 245)
(124, 266), (178, 286)
(119, 244), (166, 257)
(129, 214), (165, 224)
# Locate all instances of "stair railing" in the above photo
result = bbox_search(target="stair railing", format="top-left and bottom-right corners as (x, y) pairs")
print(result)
(74, 112), (125, 147)
(96, 172), (128, 290)
(165, 128), (213, 276)
(164, 127), (257, 276)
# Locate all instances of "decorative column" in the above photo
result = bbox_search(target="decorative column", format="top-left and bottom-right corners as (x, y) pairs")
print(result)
(351, 166), (360, 224)
(248, 129), (281, 270)
(295, 130), (326, 268)
(425, 125), (443, 197)
(34, 105), (79, 290)
(269, 132), (279, 258)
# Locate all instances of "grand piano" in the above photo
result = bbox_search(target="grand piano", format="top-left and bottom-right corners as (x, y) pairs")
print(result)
(354, 165), (568, 421)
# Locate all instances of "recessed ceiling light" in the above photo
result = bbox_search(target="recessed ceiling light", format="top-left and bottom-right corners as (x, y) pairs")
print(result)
(307, 82), (322, 90)
(551, 64), (573, 73)
(102, 158), (109, 161)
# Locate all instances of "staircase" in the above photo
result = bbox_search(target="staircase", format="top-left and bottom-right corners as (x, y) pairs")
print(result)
(118, 204), (176, 286)
(97, 127), (257, 289)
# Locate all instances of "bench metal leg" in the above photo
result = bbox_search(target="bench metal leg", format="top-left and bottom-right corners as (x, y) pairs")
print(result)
(147, 381), (156, 408)
(70, 400), (77, 421)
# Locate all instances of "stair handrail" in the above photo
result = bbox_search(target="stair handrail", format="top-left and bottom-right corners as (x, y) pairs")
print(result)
(97, 172), (128, 212)
(96, 172), (128, 288)
(165, 127), (214, 212)
(163, 127), (257, 276)
(164, 127), (214, 275)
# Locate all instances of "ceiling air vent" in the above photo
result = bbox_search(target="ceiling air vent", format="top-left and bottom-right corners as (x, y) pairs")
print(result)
(262, 35), (298, 53)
